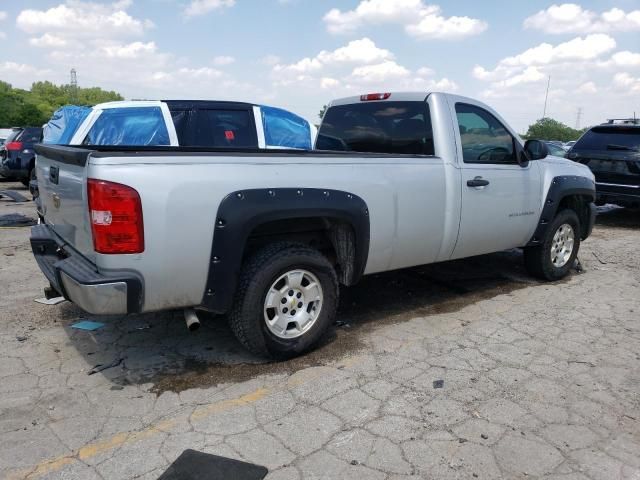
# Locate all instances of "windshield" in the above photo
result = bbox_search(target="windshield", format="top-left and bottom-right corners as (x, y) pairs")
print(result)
(316, 101), (434, 155)
(574, 127), (640, 151)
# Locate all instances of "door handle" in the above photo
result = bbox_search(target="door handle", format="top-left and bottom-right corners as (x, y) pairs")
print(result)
(467, 177), (490, 187)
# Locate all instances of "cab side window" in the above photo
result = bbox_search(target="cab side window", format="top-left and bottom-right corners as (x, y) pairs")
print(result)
(455, 103), (516, 164)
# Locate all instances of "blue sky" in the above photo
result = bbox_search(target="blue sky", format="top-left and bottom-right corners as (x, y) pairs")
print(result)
(0, 0), (639, 132)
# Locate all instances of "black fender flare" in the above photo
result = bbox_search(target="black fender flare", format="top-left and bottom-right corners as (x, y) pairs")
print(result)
(527, 175), (596, 246)
(200, 188), (370, 313)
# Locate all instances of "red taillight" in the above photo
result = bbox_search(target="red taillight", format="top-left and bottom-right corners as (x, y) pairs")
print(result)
(87, 179), (144, 254)
(6, 141), (23, 151)
(360, 93), (391, 101)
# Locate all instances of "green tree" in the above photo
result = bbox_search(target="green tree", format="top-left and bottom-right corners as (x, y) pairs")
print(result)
(0, 80), (124, 127)
(318, 104), (328, 120)
(525, 117), (585, 142)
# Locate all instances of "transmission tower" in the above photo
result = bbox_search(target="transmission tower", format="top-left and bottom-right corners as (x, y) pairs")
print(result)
(575, 107), (582, 130)
(542, 75), (551, 119)
(70, 68), (78, 103)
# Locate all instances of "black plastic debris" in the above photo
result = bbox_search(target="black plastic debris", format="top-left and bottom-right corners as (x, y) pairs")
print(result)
(433, 379), (444, 389)
(0, 190), (29, 203)
(334, 320), (351, 328)
(0, 213), (37, 227)
(87, 358), (123, 376)
(158, 449), (268, 480)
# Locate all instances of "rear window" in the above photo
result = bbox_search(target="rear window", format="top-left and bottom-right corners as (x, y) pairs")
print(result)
(574, 127), (640, 151)
(192, 109), (257, 148)
(316, 101), (434, 155)
(83, 107), (170, 146)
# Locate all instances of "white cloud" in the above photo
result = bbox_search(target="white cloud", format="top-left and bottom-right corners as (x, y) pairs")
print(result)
(472, 34), (640, 133)
(184, 0), (235, 17)
(406, 10), (488, 39)
(613, 72), (640, 92)
(100, 41), (157, 59)
(260, 55), (281, 66)
(17, 1), (153, 39)
(524, 3), (640, 34)
(474, 34), (617, 85)
(29, 33), (68, 48)
(324, 0), (487, 40)
(320, 77), (340, 89)
(273, 38), (393, 79)
(270, 37), (456, 98)
(0, 61), (52, 86)
(608, 51), (640, 68)
(577, 81), (597, 94)
(0, 61), (49, 75)
(349, 61), (410, 83)
(1, 11), (9, 39)
(502, 34), (616, 67)
(318, 38), (393, 64)
(212, 55), (235, 66)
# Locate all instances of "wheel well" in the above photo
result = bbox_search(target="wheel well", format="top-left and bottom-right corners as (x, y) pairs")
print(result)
(244, 217), (358, 285)
(557, 194), (592, 239)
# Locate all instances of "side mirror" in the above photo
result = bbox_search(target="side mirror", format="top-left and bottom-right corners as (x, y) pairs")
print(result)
(523, 139), (548, 161)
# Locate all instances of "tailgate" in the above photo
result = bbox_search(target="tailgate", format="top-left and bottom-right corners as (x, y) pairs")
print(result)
(34, 145), (96, 261)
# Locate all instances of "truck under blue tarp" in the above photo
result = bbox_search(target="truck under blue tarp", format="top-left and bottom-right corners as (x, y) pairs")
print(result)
(42, 106), (92, 145)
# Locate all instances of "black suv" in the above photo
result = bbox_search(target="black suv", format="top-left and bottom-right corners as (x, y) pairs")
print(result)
(0, 127), (43, 186)
(569, 119), (640, 208)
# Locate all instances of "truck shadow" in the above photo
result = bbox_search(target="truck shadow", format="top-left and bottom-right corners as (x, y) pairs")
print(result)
(60, 249), (549, 393)
(595, 205), (640, 229)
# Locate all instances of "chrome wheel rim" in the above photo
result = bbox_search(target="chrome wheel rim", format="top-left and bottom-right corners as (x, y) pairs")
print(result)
(550, 223), (575, 268)
(263, 269), (323, 339)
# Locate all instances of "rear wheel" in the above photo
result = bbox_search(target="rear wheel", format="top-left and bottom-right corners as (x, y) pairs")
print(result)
(229, 242), (338, 359)
(524, 209), (581, 280)
(20, 170), (32, 187)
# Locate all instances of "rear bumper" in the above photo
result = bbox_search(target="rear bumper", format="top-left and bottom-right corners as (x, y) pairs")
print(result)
(30, 224), (143, 315)
(0, 154), (28, 179)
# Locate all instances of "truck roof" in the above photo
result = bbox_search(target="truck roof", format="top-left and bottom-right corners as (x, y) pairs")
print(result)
(329, 91), (433, 106)
(91, 100), (257, 110)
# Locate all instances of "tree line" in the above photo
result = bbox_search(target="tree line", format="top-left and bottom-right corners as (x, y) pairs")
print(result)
(0, 80), (123, 127)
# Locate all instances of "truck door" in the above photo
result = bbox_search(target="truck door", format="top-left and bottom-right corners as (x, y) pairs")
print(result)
(451, 102), (542, 259)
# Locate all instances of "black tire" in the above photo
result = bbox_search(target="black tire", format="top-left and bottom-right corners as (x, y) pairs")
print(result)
(20, 172), (31, 187)
(229, 242), (338, 359)
(524, 209), (581, 281)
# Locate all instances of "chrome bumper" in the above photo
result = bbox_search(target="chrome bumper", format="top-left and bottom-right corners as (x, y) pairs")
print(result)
(30, 224), (143, 315)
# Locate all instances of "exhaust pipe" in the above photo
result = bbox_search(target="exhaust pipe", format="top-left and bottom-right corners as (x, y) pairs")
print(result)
(184, 309), (201, 332)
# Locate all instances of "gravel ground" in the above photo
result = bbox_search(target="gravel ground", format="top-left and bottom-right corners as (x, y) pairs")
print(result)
(1, 179), (639, 480)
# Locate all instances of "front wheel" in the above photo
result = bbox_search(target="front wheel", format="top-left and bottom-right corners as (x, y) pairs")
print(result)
(229, 242), (338, 359)
(524, 209), (581, 281)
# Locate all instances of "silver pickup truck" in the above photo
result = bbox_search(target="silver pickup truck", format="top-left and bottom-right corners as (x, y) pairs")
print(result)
(31, 92), (596, 358)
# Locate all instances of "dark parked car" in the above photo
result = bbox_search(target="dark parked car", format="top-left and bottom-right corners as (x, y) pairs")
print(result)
(0, 127), (43, 186)
(544, 141), (568, 157)
(568, 119), (640, 208)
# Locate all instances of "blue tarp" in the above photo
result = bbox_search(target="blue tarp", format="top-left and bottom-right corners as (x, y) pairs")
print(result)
(261, 106), (312, 150)
(84, 106), (170, 146)
(42, 106), (91, 144)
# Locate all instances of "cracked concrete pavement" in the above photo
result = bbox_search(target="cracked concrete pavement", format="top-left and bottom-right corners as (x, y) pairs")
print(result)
(1, 180), (639, 479)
